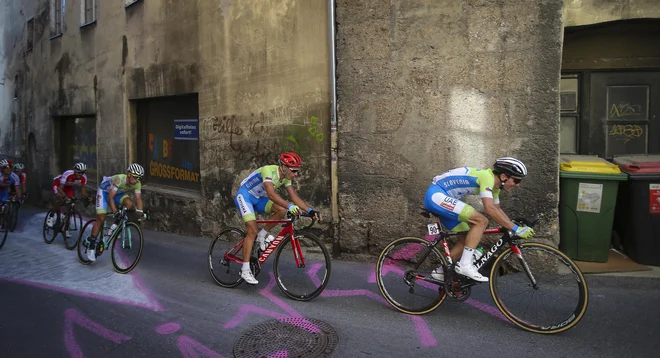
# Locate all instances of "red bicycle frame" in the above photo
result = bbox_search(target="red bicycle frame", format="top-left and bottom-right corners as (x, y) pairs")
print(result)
(224, 218), (306, 267)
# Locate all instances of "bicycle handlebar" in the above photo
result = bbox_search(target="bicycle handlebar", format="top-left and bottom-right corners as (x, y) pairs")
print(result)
(285, 211), (319, 230)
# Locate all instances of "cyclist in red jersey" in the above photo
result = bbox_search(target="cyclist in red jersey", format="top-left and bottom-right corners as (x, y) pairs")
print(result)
(47, 163), (92, 230)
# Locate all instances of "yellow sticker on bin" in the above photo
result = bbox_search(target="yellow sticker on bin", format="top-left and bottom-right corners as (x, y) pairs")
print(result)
(559, 155), (622, 174)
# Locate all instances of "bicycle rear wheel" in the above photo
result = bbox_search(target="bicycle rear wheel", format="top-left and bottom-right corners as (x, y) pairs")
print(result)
(77, 219), (96, 265)
(0, 213), (8, 250)
(376, 237), (448, 315)
(111, 222), (144, 274)
(43, 210), (59, 244)
(208, 227), (246, 288)
(273, 231), (331, 301)
(63, 210), (83, 250)
(489, 243), (589, 334)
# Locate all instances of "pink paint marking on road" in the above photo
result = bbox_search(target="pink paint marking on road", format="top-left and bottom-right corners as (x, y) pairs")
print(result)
(260, 273), (321, 334)
(64, 308), (132, 358)
(410, 315), (437, 347)
(0, 276), (162, 311)
(177, 335), (225, 358)
(223, 304), (290, 329)
(268, 351), (288, 358)
(129, 268), (166, 312)
(307, 264), (438, 347)
(155, 322), (181, 335)
(465, 298), (509, 323)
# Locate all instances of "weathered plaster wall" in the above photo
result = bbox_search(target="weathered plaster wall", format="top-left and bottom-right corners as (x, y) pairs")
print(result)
(336, 0), (564, 257)
(563, 0), (660, 27)
(1, 0), (330, 238)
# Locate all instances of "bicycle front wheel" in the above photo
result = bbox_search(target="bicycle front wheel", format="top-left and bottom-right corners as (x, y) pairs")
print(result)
(9, 202), (19, 232)
(77, 219), (96, 265)
(376, 237), (448, 315)
(43, 210), (59, 244)
(489, 243), (589, 334)
(208, 227), (246, 288)
(273, 231), (331, 301)
(111, 222), (144, 274)
(63, 210), (83, 250)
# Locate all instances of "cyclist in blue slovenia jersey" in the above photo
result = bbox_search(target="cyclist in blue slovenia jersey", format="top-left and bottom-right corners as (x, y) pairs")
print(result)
(423, 157), (534, 282)
(234, 152), (321, 285)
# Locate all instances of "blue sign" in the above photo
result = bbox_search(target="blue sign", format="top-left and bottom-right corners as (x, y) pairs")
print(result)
(174, 119), (199, 141)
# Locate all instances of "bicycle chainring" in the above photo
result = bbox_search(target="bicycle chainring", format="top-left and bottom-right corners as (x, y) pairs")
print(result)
(444, 275), (471, 302)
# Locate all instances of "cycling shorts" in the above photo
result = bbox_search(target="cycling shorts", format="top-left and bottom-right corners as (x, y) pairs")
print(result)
(234, 187), (273, 223)
(96, 188), (129, 215)
(52, 180), (74, 198)
(423, 184), (474, 232)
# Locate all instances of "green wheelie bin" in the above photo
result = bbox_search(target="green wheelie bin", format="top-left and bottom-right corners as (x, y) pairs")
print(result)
(559, 155), (627, 262)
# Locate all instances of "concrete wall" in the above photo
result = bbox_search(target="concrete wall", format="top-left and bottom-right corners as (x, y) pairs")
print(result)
(336, 0), (564, 257)
(563, 0), (660, 27)
(1, 0), (330, 237)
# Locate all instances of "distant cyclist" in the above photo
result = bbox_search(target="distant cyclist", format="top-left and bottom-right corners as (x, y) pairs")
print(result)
(1, 159), (22, 207)
(47, 163), (92, 229)
(86, 163), (146, 262)
(11, 163), (27, 198)
(424, 157), (534, 282)
(234, 152), (321, 285)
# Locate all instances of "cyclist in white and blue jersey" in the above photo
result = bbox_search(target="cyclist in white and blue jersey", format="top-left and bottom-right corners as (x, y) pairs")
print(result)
(234, 152), (321, 285)
(424, 157), (534, 282)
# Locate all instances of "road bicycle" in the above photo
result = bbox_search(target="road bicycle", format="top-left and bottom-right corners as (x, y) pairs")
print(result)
(376, 209), (589, 334)
(43, 197), (87, 250)
(208, 212), (331, 301)
(0, 200), (11, 249)
(76, 206), (145, 274)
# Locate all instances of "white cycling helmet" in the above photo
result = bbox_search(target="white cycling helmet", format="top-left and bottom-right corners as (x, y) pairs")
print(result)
(494, 157), (528, 177)
(73, 162), (87, 173)
(127, 163), (145, 177)
(13, 163), (25, 170)
(0, 159), (9, 168)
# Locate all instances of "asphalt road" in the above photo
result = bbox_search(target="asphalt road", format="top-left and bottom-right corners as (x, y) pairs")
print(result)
(1, 206), (659, 357)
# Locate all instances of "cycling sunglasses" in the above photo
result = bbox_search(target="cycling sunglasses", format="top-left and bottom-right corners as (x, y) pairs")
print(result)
(287, 167), (300, 173)
(511, 177), (523, 184)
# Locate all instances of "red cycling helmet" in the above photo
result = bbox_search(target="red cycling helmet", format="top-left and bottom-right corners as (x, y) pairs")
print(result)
(279, 152), (302, 168)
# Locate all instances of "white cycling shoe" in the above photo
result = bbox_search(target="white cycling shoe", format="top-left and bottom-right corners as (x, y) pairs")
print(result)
(431, 267), (444, 281)
(240, 269), (258, 285)
(455, 263), (488, 282)
(257, 234), (275, 251)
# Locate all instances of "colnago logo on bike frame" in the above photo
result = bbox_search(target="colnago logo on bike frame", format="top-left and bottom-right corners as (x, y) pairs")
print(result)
(475, 238), (504, 270)
(259, 235), (286, 264)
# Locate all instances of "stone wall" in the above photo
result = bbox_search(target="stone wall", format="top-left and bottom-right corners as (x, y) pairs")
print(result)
(1, 0), (330, 238)
(336, 0), (564, 257)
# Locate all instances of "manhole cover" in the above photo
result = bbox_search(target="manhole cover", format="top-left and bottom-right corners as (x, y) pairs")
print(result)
(233, 317), (338, 358)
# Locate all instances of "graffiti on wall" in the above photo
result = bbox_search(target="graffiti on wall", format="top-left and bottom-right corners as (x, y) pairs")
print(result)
(201, 109), (327, 167)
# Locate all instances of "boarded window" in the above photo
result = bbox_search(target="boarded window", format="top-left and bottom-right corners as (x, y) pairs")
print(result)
(136, 94), (201, 191)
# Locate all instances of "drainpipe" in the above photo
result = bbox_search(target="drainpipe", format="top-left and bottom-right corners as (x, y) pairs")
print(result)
(328, 0), (340, 257)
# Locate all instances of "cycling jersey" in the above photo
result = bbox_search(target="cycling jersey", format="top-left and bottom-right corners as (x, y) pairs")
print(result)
(98, 174), (141, 194)
(235, 165), (292, 222)
(431, 167), (500, 204)
(0, 173), (20, 201)
(14, 171), (26, 184)
(96, 174), (141, 214)
(425, 167), (501, 232)
(239, 165), (291, 198)
(55, 170), (88, 187)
